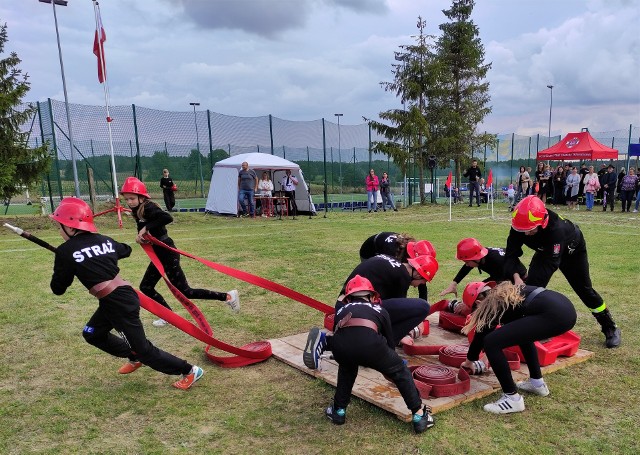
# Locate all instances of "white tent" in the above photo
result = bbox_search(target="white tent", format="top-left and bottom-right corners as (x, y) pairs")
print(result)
(205, 152), (316, 215)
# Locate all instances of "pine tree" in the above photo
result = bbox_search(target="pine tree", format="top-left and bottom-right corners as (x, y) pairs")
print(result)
(0, 23), (51, 202)
(430, 0), (494, 185)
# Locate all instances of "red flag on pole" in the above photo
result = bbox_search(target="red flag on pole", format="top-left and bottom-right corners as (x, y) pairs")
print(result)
(486, 169), (493, 188)
(445, 171), (452, 189)
(93, 9), (106, 83)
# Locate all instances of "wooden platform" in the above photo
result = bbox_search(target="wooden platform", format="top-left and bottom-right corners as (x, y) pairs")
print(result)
(269, 313), (594, 421)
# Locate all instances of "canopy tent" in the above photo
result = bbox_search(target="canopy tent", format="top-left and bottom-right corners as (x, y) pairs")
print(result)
(536, 131), (618, 161)
(205, 152), (316, 216)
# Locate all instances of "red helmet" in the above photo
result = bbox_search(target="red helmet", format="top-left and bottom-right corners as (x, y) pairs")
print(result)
(49, 197), (97, 233)
(462, 281), (496, 308)
(345, 275), (380, 302)
(406, 240), (437, 259)
(511, 195), (548, 232)
(407, 255), (439, 282)
(456, 238), (488, 262)
(120, 177), (150, 198)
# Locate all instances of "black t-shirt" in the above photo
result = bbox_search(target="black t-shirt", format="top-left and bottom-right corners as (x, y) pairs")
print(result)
(334, 299), (395, 349)
(51, 232), (132, 294)
(133, 201), (173, 239)
(453, 247), (527, 284)
(339, 255), (411, 303)
(359, 232), (400, 260)
(160, 176), (174, 191)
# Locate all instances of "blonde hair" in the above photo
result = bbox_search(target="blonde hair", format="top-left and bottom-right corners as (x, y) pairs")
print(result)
(135, 198), (162, 220)
(462, 282), (525, 334)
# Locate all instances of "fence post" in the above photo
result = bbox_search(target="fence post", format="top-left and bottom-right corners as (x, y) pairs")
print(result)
(37, 101), (55, 212)
(132, 104), (142, 179)
(322, 118), (328, 217)
(47, 98), (64, 200)
(510, 133), (515, 181)
(207, 109), (214, 175)
(269, 114), (274, 155)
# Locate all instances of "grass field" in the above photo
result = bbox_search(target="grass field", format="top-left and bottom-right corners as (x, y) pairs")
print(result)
(0, 204), (638, 454)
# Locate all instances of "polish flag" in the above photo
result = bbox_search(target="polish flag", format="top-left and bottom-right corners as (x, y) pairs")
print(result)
(93, 10), (106, 83)
(445, 171), (452, 189)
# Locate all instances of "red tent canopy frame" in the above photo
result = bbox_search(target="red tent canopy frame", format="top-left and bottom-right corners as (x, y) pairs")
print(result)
(537, 131), (618, 161)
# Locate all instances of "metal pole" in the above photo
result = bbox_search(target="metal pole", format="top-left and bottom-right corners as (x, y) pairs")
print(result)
(46, 0), (80, 197)
(190, 102), (204, 197)
(547, 85), (554, 148)
(335, 113), (343, 193)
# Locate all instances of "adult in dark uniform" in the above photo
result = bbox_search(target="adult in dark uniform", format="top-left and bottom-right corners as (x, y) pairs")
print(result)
(504, 195), (621, 348)
(358, 232), (436, 301)
(601, 164), (617, 211)
(461, 282), (577, 414)
(320, 275), (434, 433)
(439, 237), (527, 298)
(463, 159), (482, 207)
(49, 197), (203, 389)
(303, 254), (438, 369)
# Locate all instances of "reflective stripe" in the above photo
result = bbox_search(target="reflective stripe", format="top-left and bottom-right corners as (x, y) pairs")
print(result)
(591, 302), (607, 313)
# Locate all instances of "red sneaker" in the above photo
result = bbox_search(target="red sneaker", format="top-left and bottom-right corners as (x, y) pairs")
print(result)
(118, 361), (142, 374)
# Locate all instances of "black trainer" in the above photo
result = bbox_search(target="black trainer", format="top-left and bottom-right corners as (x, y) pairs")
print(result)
(603, 326), (621, 348)
(325, 405), (346, 425)
(412, 405), (435, 433)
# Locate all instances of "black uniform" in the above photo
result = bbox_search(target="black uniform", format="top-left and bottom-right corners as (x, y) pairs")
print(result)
(160, 176), (175, 211)
(332, 299), (422, 413)
(337, 255), (429, 345)
(601, 170), (617, 211)
(135, 201), (227, 310)
(467, 286), (576, 394)
(358, 232), (428, 301)
(463, 165), (482, 206)
(504, 210), (619, 343)
(51, 232), (192, 376)
(452, 247), (527, 284)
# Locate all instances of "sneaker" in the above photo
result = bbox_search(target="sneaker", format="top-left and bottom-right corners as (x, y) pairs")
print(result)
(303, 327), (327, 370)
(226, 289), (240, 312)
(118, 360), (142, 374)
(152, 318), (168, 327)
(483, 393), (525, 414)
(325, 405), (346, 425)
(633, 209), (638, 213)
(412, 405), (435, 433)
(603, 326), (621, 348)
(517, 380), (550, 397)
(172, 365), (204, 390)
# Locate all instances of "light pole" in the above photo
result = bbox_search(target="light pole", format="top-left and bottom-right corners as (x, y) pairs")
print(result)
(547, 85), (554, 148)
(190, 102), (204, 197)
(335, 114), (343, 193)
(39, 0), (80, 197)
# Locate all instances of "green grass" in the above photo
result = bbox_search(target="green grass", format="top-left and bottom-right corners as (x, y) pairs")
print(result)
(0, 204), (638, 454)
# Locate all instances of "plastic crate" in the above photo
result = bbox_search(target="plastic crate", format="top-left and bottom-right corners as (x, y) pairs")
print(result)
(504, 331), (581, 367)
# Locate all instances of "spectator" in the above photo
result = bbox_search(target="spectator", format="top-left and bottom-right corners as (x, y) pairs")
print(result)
(616, 167), (626, 201)
(565, 167), (581, 210)
(479, 178), (489, 203)
(365, 169), (379, 213)
(602, 164), (617, 211)
(526, 167), (534, 194)
(280, 169), (299, 218)
(257, 171), (274, 217)
(596, 164), (608, 200)
(507, 184), (515, 210)
(552, 166), (566, 208)
(619, 168), (638, 212)
(380, 172), (398, 211)
(534, 162), (545, 196)
(160, 168), (176, 212)
(515, 166), (531, 202)
(538, 163), (552, 203)
(582, 166), (600, 211)
(452, 186), (463, 204)
(463, 159), (482, 207)
(238, 161), (258, 217)
(578, 163), (589, 199)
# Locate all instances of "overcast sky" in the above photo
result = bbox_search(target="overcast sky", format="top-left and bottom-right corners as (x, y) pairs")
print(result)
(3, 0), (639, 136)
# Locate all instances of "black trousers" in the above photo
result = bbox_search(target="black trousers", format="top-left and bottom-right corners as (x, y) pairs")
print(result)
(162, 189), (175, 211)
(527, 233), (604, 312)
(604, 187), (615, 210)
(380, 297), (430, 346)
(482, 290), (576, 394)
(468, 181), (480, 205)
(140, 240), (227, 311)
(82, 287), (191, 375)
(284, 190), (298, 216)
(332, 327), (422, 413)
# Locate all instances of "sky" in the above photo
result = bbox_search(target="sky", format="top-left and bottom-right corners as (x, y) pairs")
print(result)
(3, 0), (640, 137)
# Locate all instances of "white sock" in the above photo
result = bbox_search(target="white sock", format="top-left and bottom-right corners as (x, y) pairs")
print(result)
(530, 378), (545, 387)
(507, 392), (522, 401)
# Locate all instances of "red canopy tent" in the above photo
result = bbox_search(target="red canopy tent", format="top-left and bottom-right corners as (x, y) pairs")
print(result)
(536, 130), (618, 161)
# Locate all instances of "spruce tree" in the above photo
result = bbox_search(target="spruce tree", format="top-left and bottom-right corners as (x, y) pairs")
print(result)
(0, 22), (51, 202)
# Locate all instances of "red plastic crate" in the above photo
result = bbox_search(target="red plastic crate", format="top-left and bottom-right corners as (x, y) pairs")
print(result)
(504, 331), (581, 367)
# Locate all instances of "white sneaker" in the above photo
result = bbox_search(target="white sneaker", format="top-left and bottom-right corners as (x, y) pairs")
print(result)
(483, 394), (525, 414)
(152, 318), (168, 327)
(517, 380), (550, 397)
(226, 289), (240, 312)
(633, 209), (638, 213)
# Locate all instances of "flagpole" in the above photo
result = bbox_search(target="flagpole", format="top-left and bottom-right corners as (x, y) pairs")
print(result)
(92, 0), (123, 227)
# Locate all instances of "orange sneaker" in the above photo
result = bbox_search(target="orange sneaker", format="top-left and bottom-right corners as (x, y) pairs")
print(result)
(118, 360), (143, 374)
(172, 365), (204, 390)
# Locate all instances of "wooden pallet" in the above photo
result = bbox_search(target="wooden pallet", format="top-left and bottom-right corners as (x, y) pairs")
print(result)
(269, 314), (594, 421)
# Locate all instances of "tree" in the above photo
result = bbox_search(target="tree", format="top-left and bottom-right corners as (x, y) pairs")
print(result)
(429, 0), (493, 185)
(0, 23), (50, 201)
(369, 17), (437, 204)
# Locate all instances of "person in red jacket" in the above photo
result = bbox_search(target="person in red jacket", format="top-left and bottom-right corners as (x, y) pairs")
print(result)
(365, 169), (380, 212)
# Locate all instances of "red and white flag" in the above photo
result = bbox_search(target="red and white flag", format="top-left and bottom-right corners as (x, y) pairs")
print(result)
(445, 171), (452, 189)
(486, 168), (493, 188)
(93, 9), (106, 83)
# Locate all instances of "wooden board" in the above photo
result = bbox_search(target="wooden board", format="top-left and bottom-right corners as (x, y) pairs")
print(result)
(269, 316), (594, 422)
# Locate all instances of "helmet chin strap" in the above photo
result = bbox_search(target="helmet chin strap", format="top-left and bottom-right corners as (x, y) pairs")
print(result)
(60, 223), (78, 238)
